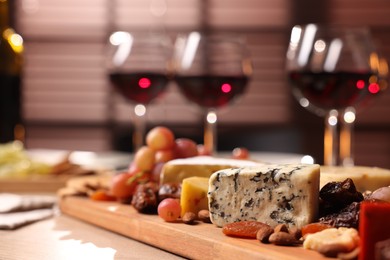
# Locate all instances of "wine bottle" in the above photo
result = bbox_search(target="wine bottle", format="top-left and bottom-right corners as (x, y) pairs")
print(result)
(0, 0), (24, 143)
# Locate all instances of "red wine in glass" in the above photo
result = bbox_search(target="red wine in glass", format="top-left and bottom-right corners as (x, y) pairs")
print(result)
(107, 31), (172, 152)
(286, 24), (388, 166)
(109, 71), (169, 152)
(173, 32), (252, 154)
(289, 70), (383, 166)
(289, 71), (381, 114)
(175, 75), (249, 108)
(109, 72), (169, 104)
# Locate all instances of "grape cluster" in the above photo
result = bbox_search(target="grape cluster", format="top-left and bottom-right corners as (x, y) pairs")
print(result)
(109, 127), (199, 203)
(99, 126), (249, 222)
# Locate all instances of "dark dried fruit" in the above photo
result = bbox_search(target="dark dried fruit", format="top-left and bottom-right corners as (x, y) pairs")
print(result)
(158, 183), (181, 202)
(320, 178), (363, 206)
(131, 182), (159, 213)
(319, 178), (363, 216)
(319, 202), (360, 228)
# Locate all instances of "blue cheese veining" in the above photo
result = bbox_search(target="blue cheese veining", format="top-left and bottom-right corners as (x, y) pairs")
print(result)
(207, 164), (320, 228)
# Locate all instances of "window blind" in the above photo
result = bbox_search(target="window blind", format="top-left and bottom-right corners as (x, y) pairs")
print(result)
(16, 0), (297, 128)
(14, 0), (390, 167)
(17, 0), (390, 126)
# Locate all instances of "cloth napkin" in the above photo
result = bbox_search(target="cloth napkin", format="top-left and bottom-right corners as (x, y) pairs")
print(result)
(0, 193), (56, 230)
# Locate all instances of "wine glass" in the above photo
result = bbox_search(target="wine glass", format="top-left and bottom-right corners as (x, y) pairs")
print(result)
(339, 51), (388, 166)
(286, 24), (388, 166)
(106, 32), (172, 151)
(173, 32), (252, 154)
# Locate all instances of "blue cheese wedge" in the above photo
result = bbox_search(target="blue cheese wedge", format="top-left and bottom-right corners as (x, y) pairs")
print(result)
(208, 164), (320, 228)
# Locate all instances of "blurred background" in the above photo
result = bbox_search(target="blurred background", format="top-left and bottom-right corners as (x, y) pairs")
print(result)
(7, 0), (390, 167)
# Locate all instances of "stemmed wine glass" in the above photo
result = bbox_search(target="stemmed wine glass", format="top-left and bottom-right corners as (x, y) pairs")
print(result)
(173, 32), (252, 154)
(107, 32), (172, 151)
(340, 50), (388, 166)
(286, 24), (388, 166)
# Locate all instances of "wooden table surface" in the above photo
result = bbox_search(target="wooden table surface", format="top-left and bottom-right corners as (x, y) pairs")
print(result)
(0, 212), (185, 260)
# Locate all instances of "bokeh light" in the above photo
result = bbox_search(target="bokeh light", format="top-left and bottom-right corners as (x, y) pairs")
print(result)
(356, 80), (365, 89)
(138, 78), (151, 89)
(221, 83), (232, 93)
(368, 83), (380, 94)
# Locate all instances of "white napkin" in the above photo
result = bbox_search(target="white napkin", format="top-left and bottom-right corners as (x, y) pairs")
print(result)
(0, 193), (56, 230)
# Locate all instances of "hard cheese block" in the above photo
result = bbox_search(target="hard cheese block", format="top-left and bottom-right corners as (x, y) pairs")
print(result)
(160, 156), (260, 184)
(320, 166), (390, 192)
(208, 164), (320, 228)
(180, 177), (209, 216)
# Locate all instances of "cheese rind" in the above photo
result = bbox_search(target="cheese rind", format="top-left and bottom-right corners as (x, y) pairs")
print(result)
(208, 164), (320, 228)
(160, 156), (260, 184)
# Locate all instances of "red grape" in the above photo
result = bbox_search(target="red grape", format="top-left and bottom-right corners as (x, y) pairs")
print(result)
(158, 198), (181, 222)
(232, 147), (250, 160)
(110, 170), (151, 200)
(155, 149), (175, 163)
(146, 126), (175, 151)
(110, 172), (136, 199)
(174, 138), (199, 158)
(151, 162), (164, 183)
(134, 146), (156, 171)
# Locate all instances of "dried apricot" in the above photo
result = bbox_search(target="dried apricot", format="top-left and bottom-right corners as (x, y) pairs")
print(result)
(222, 221), (271, 239)
(301, 222), (331, 237)
(90, 190), (116, 201)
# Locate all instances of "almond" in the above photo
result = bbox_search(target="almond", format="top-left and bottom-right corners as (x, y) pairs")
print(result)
(182, 212), (196, 224)
(269, 231), (298, 246)
(256, 225), (274, 243)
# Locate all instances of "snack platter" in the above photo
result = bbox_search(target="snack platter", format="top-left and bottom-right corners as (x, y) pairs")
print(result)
(59, 196), (333, 260)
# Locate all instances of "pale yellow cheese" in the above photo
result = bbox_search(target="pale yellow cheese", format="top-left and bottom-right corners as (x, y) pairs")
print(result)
(160, 156), (260, 184)
(180, 176), (209, 216)
(320, 166), (390, 192)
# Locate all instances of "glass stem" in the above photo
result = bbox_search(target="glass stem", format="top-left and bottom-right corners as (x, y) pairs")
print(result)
(324, 109), (339, 166)
(204, 109), (217, 155)
(340, 107), (356, 166)
(133, 104), (147, 152)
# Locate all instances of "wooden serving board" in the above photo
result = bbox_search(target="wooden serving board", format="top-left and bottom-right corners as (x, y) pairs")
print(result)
(60, 196), (333, 260)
